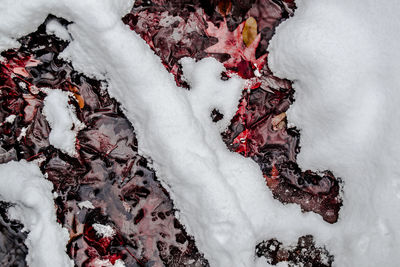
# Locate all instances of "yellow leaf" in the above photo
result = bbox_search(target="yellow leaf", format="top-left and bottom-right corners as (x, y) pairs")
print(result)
(243, 17), (257, 47)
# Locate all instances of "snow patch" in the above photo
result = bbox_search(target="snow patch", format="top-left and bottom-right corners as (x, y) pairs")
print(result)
(0, 160), (73, 267)
(46, 19), (71, 41)
(78, 200), (95, 209)
(93, 259), (125, 267)
(17, 127), (28, 142)
(42, 89), (84, 157)
(4, 114), (16, 124)
(180, 57), (243, 132)
(269, 0), (400, 265)
(92, 223), (116, 238)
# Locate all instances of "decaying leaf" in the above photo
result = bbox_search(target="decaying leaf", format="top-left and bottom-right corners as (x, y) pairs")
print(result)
(271, 112), (286, 131)
(243, 17), (257, 47)
(74, 94), (85, 109)
(217, 0), (232, 16)
(68, 84), (85, 109)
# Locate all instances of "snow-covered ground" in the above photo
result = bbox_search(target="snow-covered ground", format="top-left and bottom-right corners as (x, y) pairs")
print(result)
(0, 161), (72, 267)
(269, 0), (400, 265)
(0, 0), (400, 266)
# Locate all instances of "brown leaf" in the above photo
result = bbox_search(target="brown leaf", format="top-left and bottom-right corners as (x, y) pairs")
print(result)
(68, 84), (85, 109)
(217, 0), (232, 16)
(271, 112), (286, 131)
(74, 93), (85, 109)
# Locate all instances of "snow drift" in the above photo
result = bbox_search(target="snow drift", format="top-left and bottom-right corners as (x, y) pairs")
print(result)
(269, 0), (400, 265)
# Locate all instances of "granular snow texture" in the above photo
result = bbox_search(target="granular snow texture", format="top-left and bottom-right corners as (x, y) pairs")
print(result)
(2, 0), (399, 266)
(0, 18), (208, 266)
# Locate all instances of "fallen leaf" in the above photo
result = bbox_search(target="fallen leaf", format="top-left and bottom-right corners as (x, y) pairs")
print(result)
(243, 17), (257, 47)
(271, 112), (286, 131)
(13, 67), (29, 77)
(205, 18), (267, 70)
(217, 0), (232, 16)
(68, 84), (85, 109)
(74, 93), (85, 109)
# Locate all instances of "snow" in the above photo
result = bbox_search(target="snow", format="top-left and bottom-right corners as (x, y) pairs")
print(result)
(42, 89), (84, 157)
(0, 1), (329, 266)
(1, 0), (400, 266)
(93, 259), (126, 267)
(17, 126), (28, 142)
(92, 223), (116, 238)
(4, 114), (16, 124)
(180, 57), (243, 132)
(0, 160), (72, 267)
(78, 200), (95, 209)
(269, 0), (400, 265)
(46, 18), (71, 41)
(50, 3), (327, 266)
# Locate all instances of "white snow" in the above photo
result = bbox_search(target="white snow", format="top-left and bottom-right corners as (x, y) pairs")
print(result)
(46, 19), (71, 41)
(92, 223), (116, 238)
(49, 2), (328, 266)
(0, 1), (331, 266)
(93, 259), (125, 267)
(4, 114), (16, 124)
(17, 126), (28, 142)
(0, 160), (73, 267)
(180, 57), (243, 132)
(1, 0), (400, 266)
(42, 89), (84, 157)
(78, 200), (95, 209)
(269, 0), (400, 266)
